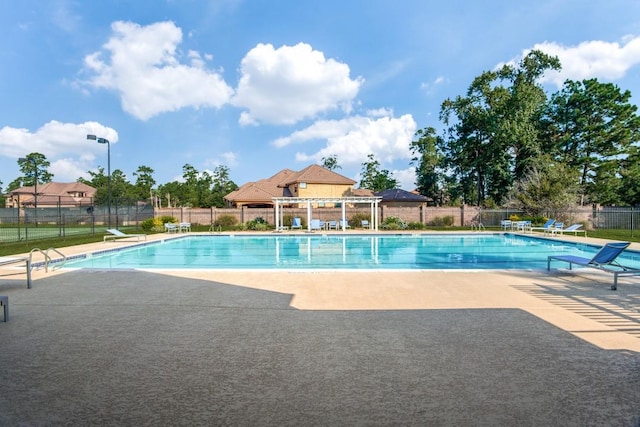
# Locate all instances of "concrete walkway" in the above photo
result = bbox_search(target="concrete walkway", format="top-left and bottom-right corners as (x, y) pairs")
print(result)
(0, 234), (639, 425)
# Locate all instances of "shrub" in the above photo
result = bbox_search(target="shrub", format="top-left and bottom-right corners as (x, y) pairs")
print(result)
(381, 216), (407, 230)
(349, 212), (370, 228)
(407, 221), (425, 230)
(213, 214), (238, 229)
(245, 217), (271, 231)
(141, 217), (163, 232)
(159, 215), (178, 224)
(428, 215), (454, 227)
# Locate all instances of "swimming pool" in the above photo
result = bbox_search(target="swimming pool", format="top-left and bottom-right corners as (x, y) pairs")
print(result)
(63, 233), (640, 271)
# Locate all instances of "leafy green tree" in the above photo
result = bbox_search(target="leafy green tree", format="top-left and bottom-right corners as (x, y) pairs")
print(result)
(619, 145), (640, 206)
(9, 153), (54, 191)
(358, 154), (399, 192)
(320, 155), (341, 170)
(211, 165), (238, 208)
(157, 181), (184, 208)
(440, 50), (561, 206)
(543, 78), (640, 205)
(508, 158), (580, 217)
(132, 165), (156, 201)
(411, 127), (444, 204)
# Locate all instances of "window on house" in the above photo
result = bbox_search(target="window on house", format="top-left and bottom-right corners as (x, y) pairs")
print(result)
(299, 182), (307, 189)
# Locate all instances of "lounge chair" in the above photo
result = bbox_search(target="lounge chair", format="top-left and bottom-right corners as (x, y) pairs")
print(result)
(500, 220), (512, 230)
(328, 220), (338, 230)
(361, 219), (370, 229)
(291, 217), (302, 230)
(531, 219), (555, 233)
(339, 219), (351, 229)
(179, 222), (191, 232)
(310, 219), (323, 231)
(164, 223), (179, 233)
(552, 223), (586, 237)
(547, 241), (640, 290)
(104, 228), (147, 242)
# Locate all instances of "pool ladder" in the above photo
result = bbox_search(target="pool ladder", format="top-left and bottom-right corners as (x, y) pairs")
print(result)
(471, 222), (485, 231)
(29, 248), (67, 272)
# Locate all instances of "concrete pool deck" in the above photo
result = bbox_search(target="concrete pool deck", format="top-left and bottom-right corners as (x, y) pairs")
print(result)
(1, 232), (639, 425)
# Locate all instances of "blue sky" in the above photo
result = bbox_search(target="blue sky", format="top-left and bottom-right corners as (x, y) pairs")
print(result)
(2, 0), (640, 192)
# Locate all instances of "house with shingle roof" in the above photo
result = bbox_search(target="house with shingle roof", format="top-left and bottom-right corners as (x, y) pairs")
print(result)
(225, 164), (359, 208)
(6, 182), (96, 208)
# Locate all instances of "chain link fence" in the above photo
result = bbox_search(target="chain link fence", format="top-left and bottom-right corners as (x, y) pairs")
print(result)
(0, 199), (154, 243)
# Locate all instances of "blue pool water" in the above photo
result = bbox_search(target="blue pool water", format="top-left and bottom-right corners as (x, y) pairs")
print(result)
(64, 233), (640, 270)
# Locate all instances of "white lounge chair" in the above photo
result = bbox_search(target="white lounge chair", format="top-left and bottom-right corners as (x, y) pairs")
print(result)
(552, 223), (586, 237)
(531, 219), (555, 233)
(104, 229), (147, 242)
(361, 219), (370, 229)
(164, 223), (179, 233)
(179, 222), (191, 232)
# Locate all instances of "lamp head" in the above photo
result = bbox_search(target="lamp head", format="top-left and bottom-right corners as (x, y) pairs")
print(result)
(87, 134), (109, 144)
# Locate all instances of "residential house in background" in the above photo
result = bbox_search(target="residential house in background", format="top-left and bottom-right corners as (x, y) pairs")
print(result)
(225, 164), (362, 208)
(5, 182), (96, 209)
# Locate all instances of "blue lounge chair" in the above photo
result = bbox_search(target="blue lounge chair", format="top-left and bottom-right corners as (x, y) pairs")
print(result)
(291, 217), (302, 230)
(547, 242), (640, 290)
(310, 219), (323, 231)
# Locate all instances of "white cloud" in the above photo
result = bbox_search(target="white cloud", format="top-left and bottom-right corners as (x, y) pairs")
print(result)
(207, 151), (238, 167)
(81, 21), (233, 120)
(232, 42), (364, 125)
(392, 167), (417, 191)
(276, 111), (417, 167)
(0, 120), (117, 180)
(507, 36), (640, 87)
(420, 76), (446, 93)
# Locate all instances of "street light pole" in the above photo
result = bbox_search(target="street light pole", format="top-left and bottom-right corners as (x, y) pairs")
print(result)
(87, 134), (111, 229)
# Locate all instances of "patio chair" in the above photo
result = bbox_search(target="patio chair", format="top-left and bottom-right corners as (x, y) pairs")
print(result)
(164, 223), (179, 233)
(291, 217), (302, 230)
(104, 229), (147, 242)
(179, 222), (191, 232)
(547, 241), (640, 290)
(328, 220), (338, 230)
(500, 220), (512, 230)
(339, 219), (351, 229)
(361, 219), (370, 229)
(310, 219), (323, 231)
(552, 223), (586, 237)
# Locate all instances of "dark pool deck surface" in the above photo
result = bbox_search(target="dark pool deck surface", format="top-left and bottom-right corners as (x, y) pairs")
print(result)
(1, 234), (640, 426)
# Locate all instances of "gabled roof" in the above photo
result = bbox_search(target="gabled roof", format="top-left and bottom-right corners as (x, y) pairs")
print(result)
(225, 165), (357, 204)
(375, 189), (429, 202)
(9, 182), (96, 197)
(281, 164), (356, 186)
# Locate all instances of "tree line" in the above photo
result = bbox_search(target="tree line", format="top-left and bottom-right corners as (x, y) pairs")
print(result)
(411, 50), (640, 214)
(1, 154), (239, 208)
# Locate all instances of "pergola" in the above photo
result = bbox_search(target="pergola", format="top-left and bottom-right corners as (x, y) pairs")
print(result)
(272, 197), (382, 232)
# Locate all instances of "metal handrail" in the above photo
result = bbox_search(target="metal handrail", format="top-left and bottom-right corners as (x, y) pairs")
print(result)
(29, 247), (66, 272)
